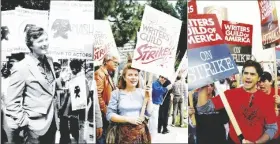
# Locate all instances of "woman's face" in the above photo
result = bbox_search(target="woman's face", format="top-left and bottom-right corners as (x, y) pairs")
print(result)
(207, 84), (214, 95)
(30, 33), (49, 57)
(124, 69), (139, 88)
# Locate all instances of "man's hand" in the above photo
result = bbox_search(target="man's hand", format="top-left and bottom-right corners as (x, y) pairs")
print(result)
(188, 107), (195, 116)
(166, 84), (172, 90)
(96, 127), (103, 139)
(274, 95), (280, 105)
(170, 94), (174, 101)
(276, 108), (279, 116)
(242, 139), (254, 143)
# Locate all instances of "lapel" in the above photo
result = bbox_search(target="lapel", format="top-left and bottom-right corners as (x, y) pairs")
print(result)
(47, 57), (56, 95)
(26, 55), (54, 95)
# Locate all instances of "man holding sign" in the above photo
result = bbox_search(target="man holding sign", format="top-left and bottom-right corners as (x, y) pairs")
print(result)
(197, 60), (278, 143)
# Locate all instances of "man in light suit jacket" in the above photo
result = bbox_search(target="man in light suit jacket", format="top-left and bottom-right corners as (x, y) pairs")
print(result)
(4, 26), (58, 144)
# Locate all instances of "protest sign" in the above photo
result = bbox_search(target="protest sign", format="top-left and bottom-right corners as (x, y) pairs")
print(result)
(188, 14), (239, 91)
(132, 5), (181, 79)
(168, 51), (188, 83)
(276, 45), (280, 59)
(69, 73), (87, 111)
(204, 6), (227, 26)
(188, 0), (197, 14)
(258, 0), (280, 49)
(15, 7), (49, 53)
(222, 21), (253, 65)
(48, 1), (94, 59)
(1, 10), (17, 61)
(93, 20), (120, 66)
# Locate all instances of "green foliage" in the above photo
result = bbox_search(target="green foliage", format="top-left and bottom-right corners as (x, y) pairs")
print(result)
(175, 0), (187, 22)
(95, 0), (186, 47)
(1, 0), (50, 11)
(109, 0), (144, 47)
(95, 0), (116, 19)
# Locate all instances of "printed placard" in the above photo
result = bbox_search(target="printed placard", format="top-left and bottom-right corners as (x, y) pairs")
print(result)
(258, 0), (280, 49)
(188, 0), (197, 14)
(15, 7), (49, 53)
(132, 5), (181, 78)
(69, 73), (87, 111)
(188, 14), (239, 91)
(1, 10), (17, 61)
(93, 20), (120, 66)
(222, 21), (253, 65)
(48, 1), (94, 59)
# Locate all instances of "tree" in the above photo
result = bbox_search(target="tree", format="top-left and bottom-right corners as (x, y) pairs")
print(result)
(149, 0), (179, 19)
(175, 0), (187, 22)
(109, 0), (144, 47)
(94, 0), (116, 19)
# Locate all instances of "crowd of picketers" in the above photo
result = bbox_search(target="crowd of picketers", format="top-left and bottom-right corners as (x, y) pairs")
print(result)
(94, 52), (187, 144)
(189, 60), (280, 144)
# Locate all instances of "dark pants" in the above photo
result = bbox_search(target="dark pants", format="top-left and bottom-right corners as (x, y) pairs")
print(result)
(59, 116), (85, 144)
(96, 112), (109, 144)
(5, 117), (57, 144)
(158, 96), (170, 132)
(4, 125), (24, 144)
(172, 97), (183, 126)
(267, 136), (280, 144)
(1, 110), (8, 143)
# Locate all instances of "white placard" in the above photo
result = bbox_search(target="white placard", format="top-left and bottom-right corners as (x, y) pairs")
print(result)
(132, 5), (182, 78)
(93, 20), (120, 66)
(15, 7), (49, 53)
(1, 10), (17, 61)
(48, 1), (94, 59)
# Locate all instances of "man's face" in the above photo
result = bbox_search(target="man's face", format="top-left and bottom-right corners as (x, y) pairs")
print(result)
(30, 33), (49, 57)
(159, 76), (167, 85)
(242, 66), (260, 91)
(258, 79), (272, 94)
(54, 66), (61, 78)
(106, 58), (119, 72)
(71, 68), (80, 75)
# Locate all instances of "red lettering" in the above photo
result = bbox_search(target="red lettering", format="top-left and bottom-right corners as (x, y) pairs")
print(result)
(94, 46), (109, 61)
(134, 44), (172, 64)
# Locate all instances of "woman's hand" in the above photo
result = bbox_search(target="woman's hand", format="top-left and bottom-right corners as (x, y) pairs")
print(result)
(189, 106), (195, 116)
(126, 117), (143, 125)
(145, 86), (152, 101)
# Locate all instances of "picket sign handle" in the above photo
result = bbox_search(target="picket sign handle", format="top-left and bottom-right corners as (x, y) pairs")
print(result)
(214, 81), (243, 142)
(188, 90), (196, 126)
(236, 74), (240, 88)
(140, 72), (153, 117)
(273, 48), (278, 110)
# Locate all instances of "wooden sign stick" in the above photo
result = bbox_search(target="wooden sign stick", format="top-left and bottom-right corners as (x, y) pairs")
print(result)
(140, 73), (154, 117)
(214, 81), (244, 143)
(273, 48), (278, 111)
(236, 74), (240, 88)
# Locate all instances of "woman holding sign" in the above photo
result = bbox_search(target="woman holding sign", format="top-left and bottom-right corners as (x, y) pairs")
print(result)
(189, 84), (229, 144)
(106, 63), (153, 144)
